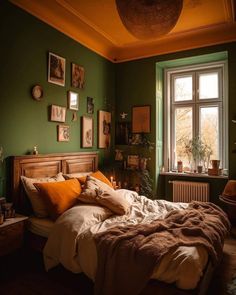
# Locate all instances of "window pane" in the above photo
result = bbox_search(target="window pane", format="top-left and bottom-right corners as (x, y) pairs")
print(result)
(200, 106), (219, 162)
(174, 76), (192, 101)
(199, 73), (219, 99)
(175, 107), (192, 169)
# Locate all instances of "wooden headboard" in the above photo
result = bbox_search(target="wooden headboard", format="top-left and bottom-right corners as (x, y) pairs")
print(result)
(11, 152), (98, 214)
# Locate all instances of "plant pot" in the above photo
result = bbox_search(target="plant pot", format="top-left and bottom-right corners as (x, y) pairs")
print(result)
(197, 165), (203, 173)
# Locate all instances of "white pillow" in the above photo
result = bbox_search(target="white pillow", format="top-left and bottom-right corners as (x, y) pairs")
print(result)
(21, 172), (65, 218)
(78, 176), (131, 215)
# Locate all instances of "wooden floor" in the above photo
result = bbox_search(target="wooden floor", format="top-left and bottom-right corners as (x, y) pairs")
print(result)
(0, 230), (236, 295)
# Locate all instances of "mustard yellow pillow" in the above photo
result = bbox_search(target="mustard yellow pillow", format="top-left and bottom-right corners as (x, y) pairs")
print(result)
(34, 179), (81, 220)
(78, 170), (113, 187)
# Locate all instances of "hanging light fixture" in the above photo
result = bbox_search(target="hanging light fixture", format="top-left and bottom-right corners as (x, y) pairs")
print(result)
(115, 0), (183, 40)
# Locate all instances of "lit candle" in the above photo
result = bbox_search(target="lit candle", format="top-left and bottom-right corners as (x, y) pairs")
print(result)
(110, 176), (113, 184)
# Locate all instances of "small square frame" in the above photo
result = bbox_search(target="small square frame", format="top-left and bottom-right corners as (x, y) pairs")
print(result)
(68, 91), (79, 110)
(50, 105), (66, 122)
(127, 155), (139, 169)
(58, 125), (69, 142)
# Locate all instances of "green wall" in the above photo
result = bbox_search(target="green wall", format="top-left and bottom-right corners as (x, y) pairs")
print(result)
(1, 1), (236, 201)
(0, 1), (115, 196)
(116, 42), (236, 198)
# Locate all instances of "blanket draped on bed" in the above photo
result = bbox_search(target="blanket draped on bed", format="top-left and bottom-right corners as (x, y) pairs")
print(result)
(94, 201), (230, 295)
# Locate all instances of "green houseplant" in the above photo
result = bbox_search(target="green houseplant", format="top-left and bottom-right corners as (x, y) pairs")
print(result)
(182, 136), (212, 172)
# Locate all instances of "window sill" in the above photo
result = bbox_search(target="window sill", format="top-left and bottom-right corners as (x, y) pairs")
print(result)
(160, 171), (228, 179)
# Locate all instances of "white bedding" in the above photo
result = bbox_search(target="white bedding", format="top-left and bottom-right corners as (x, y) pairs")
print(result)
(43, 189), (208, 290)
(27, 216), (54, 238)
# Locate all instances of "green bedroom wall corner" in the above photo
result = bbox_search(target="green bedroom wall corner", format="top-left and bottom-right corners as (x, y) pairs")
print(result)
(116, 43), (236, 198)
(0, 1), (115, 198)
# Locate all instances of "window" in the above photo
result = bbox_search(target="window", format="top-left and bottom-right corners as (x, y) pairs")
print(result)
(164, 61), (227, 172)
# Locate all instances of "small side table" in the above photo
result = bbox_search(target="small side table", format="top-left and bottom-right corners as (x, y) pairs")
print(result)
(0, 215), (28, 256)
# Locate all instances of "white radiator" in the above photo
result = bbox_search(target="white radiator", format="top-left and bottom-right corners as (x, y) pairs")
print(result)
(171, 181), (209, 203)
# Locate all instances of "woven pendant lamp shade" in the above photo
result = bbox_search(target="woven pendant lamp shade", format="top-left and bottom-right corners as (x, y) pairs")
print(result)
(115, 0), (183, 40)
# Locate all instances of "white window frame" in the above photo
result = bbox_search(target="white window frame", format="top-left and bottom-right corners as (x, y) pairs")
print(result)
(164, 61), (228, 171)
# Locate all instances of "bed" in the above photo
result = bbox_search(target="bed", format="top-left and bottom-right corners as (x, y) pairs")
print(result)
(11, 152), (230, 295)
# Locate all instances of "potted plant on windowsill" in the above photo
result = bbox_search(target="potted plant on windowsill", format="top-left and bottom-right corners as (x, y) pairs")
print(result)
(182, 136), (212, 173)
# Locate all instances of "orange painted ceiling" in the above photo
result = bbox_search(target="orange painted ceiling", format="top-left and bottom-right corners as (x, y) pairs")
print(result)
(11, 0), (236, 62)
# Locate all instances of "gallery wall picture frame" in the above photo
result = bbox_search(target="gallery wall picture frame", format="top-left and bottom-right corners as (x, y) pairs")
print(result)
(132, 105), (151, 133)
(50, 105), (66, 122)
(115, 121), (131, 145)
(98, 110), (111, 149)
(87, 96), (94, 114)
(67, 91), (79, 110)
(81, 116), (93, 148)
(127, 155), (139, 169)
(71, 63), (85, 89)
(57, 125), (69, 142)
(48, 52), (66, 86)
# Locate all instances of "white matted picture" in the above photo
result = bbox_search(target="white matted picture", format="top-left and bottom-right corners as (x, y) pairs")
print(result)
(98, 110), (111, 149)
(67, 91), (79, 110)
(51, 105), (66, 122)
(71, 63), (85, 89)
(81, 116), (93, 148)
(58, 125), (69, 142)
(127, 155), (139, 169)
(48, 52), (66, 86)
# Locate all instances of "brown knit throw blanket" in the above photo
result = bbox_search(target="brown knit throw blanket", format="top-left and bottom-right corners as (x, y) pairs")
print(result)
(94, 202), (230, 295)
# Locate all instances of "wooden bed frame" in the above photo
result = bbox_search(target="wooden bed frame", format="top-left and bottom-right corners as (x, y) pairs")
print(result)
(11, 151), (214, 295)
(12, 151), (98, 215)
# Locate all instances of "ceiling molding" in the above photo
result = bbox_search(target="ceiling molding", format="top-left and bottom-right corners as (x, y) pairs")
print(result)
(10, 0), (236, 63)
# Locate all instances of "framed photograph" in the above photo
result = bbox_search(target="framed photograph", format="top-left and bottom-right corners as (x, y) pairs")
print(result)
(51, 105), (66, 122)
(48, 52), (66, 86)
(132, 105), (151, 133)
(71, 63), (85, 89)
(67, 91), (79, 110)
(58, 125), (69, 142)
(127, 155), (139, 169)
(81, 116), (93, 148)
(115, 121), (131, 145)
(98, 110), (111, 148)
(130, 133), (142, 145)
(87, 97), (94, 114)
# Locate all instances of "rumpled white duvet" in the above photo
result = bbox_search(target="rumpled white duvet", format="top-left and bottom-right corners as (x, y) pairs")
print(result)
(43, 189), (208, 290)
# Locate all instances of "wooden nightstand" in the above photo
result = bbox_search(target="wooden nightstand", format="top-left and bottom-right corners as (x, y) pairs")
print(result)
(0, 215), (28, 256)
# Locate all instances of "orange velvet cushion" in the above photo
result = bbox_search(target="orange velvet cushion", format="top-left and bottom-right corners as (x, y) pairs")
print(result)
(222, 180), (236, 201)
(78, 170), (113, 187)
(34, 179), (81, 220)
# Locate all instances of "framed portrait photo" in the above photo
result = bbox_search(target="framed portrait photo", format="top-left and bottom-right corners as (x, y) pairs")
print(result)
(48, 52), (66, 86)
(98, 110), (111, 149)
(127, 155), (139, 169)
(132, 105), (151, 133)
(57, 125), (69, 142)
(87, 96), (94, 114)
(50, 105), (66, 122)
(71, 63), (85, 89)
(81, 116), (93, 148)
(67, 91), (79, 110)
